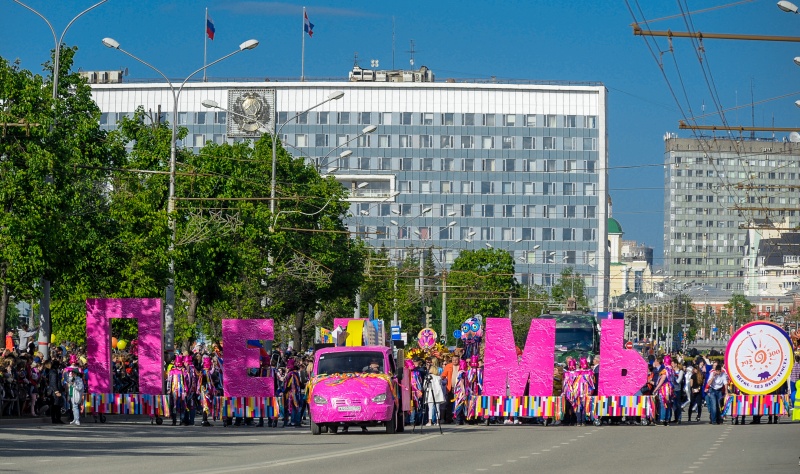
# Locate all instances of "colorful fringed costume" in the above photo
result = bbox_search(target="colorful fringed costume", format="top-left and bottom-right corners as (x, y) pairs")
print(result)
(167, 356), (187, 425)
(452, 362), (468, 423)
(283, 365), (303, 426)
(465, 358), (483, 420)
(460, 316), (483, 361)
(197, 356), (216, 426)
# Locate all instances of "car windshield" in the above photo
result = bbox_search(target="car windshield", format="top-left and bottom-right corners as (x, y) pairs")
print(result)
(555, 328), (594, 352)
(316, 352), (385, 375)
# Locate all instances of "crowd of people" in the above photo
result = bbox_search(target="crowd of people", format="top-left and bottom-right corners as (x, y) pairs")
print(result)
(3, 325), (799, 428)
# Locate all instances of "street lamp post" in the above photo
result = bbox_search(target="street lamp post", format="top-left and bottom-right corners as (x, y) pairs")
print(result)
(13, 0), (108, 359)
(102, 37), (259, 354)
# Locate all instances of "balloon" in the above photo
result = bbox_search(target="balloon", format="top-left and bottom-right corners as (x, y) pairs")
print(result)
(112, 337), (118, 349)
(50, 333), (56, 344)
(117, 339), (127, 351)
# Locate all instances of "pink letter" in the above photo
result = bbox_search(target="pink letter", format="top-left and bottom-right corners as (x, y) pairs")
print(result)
(222, 319), (274, 397)
(483, 318), (555, 397)
(86, 298), (163, 395)
(598, 319), (648, 396)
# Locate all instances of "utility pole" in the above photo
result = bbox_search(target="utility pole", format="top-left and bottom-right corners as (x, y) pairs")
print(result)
(441, 270), (447, 343)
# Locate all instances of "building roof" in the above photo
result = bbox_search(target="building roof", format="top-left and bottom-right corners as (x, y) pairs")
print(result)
(607, 218), (623, 234)
(757, 233), (800, 266)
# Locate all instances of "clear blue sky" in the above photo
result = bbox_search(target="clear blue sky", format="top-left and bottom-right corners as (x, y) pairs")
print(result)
(2, 0), (799, 265)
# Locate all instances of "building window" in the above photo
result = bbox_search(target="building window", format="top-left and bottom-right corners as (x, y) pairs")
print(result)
(525, 114), (537, 127)
(481, 227), (494, 240)
(338, 155), (349, 170)
(481, 181), (495, 195)
(482, 205), (494, 217)
(503, 205), (515, 217)
(439, 226), (454, 240)
(583, 137), (596, 151)
(441, 135), (454, 148)
(317, 112), (329, 125)
(195, 112), (207, 124)
(463, 113), (475, 126)
(563, 137), (576, 151)
(503, 159), (516, 172)
(337, 112), (350, 125)
(543, 137), (556, 150)
(565, 250), (576, 264)
(563, 183), (575, 196)
(482, 136), (495, 149)
(397, 227), (409, 239)
(420, 181), (431, 193)
(462, 204), (474, 217)
(585, 161), (596, 173)
(565, 159), (577, 172)
(441, 158), (454, 171)
(483, 159), (496, 171)
(359, 157), (371, 170)
(522, 228), (534, 241)
(378, 135), (391, 148)
(380, 157), (392, 170)
(441, 181), (452, 194)
(442, 113), (455, 126)
(523, 182), (535, 195)
(583, 116), (597, 128)
(542, 228), (555, 241)
(315, 134), (328, 147)
(503, 114), (516, 126)
(379, 112), (392, 125)
(543, 160), (557, 172)
(502, 228), (515, 241)
(398, 182), (411, 194)
(359, 112), (371, 124)
(336, 134), (349, 146)
(421, 158), (433, 171)
(543, 115), (557, 128)
(399, 135), (412, 148)
(543, 205), (555, 218)
(563, 205), (576, 218)
(421, 112), (434, 125)
(295, 134), (307, 147)
(193, 134), (205, 147)
(420, 135), (433, 148)
(214, 112), (226, 124)
(400, 112), (412, 125)
(564, 115), (577, 128)
(461, 181), (474, 194)
(463, 159), (475, 171)
(584, 205), (596, 218)
(461, 136), (474, 149)
(543, 183), (553, 195)
(295, 112), (308, 124)
(522, 137), (535, 150)
(583, 229), (596, 241)
(502, 182), (514, 194)
(375, 226), (387, 239)
(502, 136), (514, 149)
(357, 134), (370, 147)
(400, 158), (413, 170)
(584, 183), (596, 196)
(213, 134), (225, 145)
(483, 114), (496, 126)
(175, 112), (187, 125)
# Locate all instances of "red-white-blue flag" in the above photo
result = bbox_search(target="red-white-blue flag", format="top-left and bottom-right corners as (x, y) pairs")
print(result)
(304, 11), (314, 37)
(206, 15), (215, 40)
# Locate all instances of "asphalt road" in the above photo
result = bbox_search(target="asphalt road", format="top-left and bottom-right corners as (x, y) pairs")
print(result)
(0, 418), (797, 474)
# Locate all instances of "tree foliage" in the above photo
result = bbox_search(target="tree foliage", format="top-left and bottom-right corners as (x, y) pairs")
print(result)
(447, 248), (516, 323)
(549, 267), (588, 310)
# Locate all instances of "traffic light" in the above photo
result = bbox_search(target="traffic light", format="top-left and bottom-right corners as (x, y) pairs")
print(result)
(425, 306), (432, 328)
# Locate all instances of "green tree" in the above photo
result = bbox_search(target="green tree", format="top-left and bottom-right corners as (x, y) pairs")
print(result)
(510, 284), (549, 346)
(447, 248), (516, 323)
(549, 267), (588, 310)
(726, 293), (753, 332)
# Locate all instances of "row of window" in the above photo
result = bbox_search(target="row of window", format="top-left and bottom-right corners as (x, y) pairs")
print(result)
(673, 156), (800, 169)
(671, 219), (742, 228)
(674, 169), (800, 179)
(671, 245), (744, 254)
(358, 225), (598, 242)
(671, 231), (740, 240)
(387, 249), (598, 273)
(296, 134), (597, 151)
(673, 257), (743, 266)
(392, 180), (597, 196)
(278, 111), (598, 128)
(324, 157), (597, 173)
(357, 203), (598, 219)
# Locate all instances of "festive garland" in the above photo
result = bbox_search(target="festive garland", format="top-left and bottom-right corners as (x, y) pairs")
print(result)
(406, 343), (451, 361)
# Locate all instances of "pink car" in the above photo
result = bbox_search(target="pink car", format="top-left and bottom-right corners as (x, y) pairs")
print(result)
(308, 346), (404, 434)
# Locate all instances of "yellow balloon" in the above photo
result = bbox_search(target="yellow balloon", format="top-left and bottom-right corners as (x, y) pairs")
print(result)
(117, 340), (128, 351)
(50, 333), (56, 344)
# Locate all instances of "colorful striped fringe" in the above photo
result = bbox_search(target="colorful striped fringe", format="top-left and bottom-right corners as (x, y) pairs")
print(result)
(722, 394), (791, 416)
(476, 396), (564, 418)
(84, 393), (170, 416)
(213, 397), (281, 418)
(590, 396), (655, 418)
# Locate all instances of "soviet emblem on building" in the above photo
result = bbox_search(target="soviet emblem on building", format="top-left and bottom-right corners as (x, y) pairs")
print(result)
(227, 89), (275, 137)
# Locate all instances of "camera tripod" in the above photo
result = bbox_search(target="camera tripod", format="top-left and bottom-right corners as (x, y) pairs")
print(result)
(413, 372), (443, 434)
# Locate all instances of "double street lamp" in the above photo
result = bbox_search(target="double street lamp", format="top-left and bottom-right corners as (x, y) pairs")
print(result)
(102, 37), (259, 353)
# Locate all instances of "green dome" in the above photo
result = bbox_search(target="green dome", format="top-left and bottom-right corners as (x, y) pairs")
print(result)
(607, 217), (623, 234)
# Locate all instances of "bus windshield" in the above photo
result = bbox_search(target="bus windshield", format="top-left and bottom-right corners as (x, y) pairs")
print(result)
(554, 328), (594, 352)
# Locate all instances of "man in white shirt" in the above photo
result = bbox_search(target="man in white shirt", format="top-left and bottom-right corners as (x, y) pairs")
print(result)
(17, 324), (39, 353)
(705, 363), (728, 425)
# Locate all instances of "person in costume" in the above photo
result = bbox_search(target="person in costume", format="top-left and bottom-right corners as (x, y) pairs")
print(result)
(465, 355), (483, 422)
(183, 353), (198, 426)
(167, 355), (187, 426)
(198, 355), (216, 427)
(652, 355), (675, 426)
(452, 359), (468, 425)
(572, 357), (595, 426)
(282, 358), (303, 427)
(562, 358), (578, 425)
(409, 358), (425, 425)
(460, 316), (483, 361)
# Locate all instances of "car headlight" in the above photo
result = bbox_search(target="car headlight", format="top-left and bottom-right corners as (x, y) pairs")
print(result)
(313, 395), (327, 404)
(372, 394), (387, 403)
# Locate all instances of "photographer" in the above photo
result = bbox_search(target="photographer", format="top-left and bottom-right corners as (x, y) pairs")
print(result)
(423, 360), (445, 426)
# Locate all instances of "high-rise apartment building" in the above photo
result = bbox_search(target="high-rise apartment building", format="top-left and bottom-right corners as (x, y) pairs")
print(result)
(664, 137), (800, 291)
(90, 67), (609, 309)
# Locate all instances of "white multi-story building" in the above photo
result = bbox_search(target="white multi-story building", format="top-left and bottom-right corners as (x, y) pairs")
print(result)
(90, 67), (610, 309)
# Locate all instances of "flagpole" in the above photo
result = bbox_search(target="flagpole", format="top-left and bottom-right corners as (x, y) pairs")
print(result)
(301, 6), (306, 82)
(203, 7), (208, 82)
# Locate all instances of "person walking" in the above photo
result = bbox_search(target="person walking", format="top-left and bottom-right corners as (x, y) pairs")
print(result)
(66, 367), (84, 425)
(687, 364), (705, 422)
(46, 360), (65, 424)
(705, 362), (728, 425)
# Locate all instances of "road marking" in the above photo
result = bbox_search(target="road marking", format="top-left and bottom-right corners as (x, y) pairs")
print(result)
(542, 449), (551, 452)
(491, 464), (503, 467)
(531, 452), (540, 455)
(519, 456), (529, 459)
(561, 442), (570, 444)
(507, 460), (516, 463)
(476, 469), (487, 472)
(577, 435), (585, 438)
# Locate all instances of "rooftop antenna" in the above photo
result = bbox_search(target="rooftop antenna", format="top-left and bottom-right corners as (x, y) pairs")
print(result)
(750, 78), (755, 140)
(407, 39), (417, 68)
(353, 51), (359, 68)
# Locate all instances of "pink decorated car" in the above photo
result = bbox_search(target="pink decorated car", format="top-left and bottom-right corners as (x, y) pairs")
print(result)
(308, 346), (403, 434)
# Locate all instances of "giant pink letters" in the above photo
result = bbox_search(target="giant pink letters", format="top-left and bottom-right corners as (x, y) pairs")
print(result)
(86, 298), (163, 395)
(222, 319), (275, 397)
(598, 319), (648, 396)
(483, 318), (555, 397)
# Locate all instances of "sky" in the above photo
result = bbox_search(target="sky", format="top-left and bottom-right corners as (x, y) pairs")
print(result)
(2, 0), (799, 266)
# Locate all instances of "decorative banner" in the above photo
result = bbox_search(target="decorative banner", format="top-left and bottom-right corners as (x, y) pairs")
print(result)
(476, 396), (564, 418)
(483, 318), (555, 397)
(590, 396), (655, 418)
(725, 321), (794, 395)
(86, 299), (163, 395)
(722, 394), (791, 416)
(214, 397), (281, 418)
(794, 381), (800, 421)
(417, 328), (437, 350)
(222, 319), (274, 397)
(598, 319), (648, 396)
(345, 320), (365, 347)
(85, 393), (170, 417)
